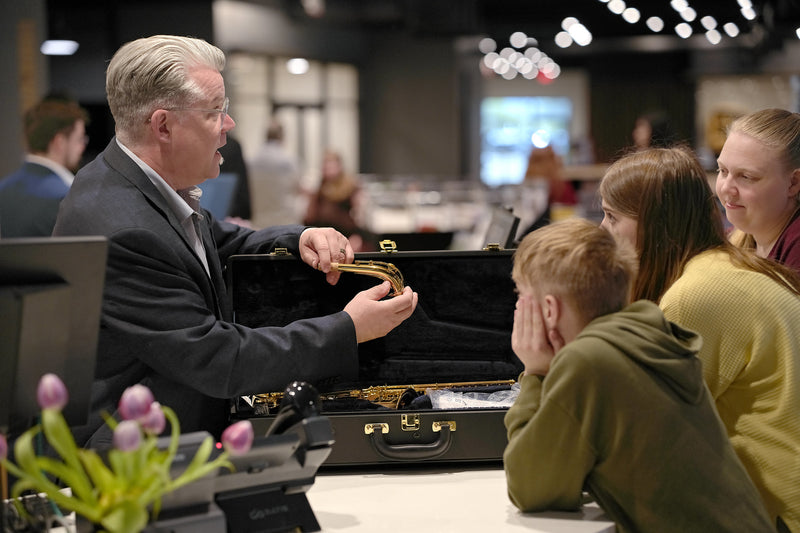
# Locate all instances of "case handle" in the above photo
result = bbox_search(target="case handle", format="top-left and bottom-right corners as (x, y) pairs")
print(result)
(364, 421), (455, 461)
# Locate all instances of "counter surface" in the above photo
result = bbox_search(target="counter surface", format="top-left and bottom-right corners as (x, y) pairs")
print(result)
(307, 466), (616, 532)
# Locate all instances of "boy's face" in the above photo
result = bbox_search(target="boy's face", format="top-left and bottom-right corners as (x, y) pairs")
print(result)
(599, 200), (638, 251)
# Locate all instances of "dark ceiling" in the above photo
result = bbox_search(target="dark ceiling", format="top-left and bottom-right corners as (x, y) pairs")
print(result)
(46, 0), (800, 58)
(276, 0), (800, 53)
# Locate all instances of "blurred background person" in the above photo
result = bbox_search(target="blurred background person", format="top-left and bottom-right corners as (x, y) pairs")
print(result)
(632, 110), (677, 150)
(0, 96), (89, 237)
(218, 133), (252, 222)
(716, 108), (800, 273)
(304, 149), (375, 251)
(248, 119), (303, 229)
(517, 145), (578, 238)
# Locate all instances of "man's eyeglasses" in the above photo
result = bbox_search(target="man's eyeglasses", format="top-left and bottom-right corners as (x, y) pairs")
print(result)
(170, 97), (230, 131)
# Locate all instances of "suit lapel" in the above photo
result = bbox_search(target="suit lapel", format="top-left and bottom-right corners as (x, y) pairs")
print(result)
(196, 215), (231, 320)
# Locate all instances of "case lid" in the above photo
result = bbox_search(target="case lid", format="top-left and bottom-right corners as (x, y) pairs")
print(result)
(228, 248), (522, 391)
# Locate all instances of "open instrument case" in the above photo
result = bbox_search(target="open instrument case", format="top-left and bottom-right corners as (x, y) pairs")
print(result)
(226, 242), (521, 468)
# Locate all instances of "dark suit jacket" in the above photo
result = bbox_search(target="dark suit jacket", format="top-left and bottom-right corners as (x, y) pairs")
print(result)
(53, 139), (357, 447)
(0, 162), (69, 237)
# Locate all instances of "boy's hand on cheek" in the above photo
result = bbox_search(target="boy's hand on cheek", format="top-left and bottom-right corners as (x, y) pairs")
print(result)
(512, 295), (559, 376)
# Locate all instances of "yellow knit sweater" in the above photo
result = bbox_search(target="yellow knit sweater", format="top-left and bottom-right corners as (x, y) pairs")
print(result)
(661, 249), (800, 532)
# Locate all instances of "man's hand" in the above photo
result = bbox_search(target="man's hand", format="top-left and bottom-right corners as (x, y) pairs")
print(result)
(511, 295), (564, 376)
(344, 281), (418, 343)
(299, 227), (352, 284)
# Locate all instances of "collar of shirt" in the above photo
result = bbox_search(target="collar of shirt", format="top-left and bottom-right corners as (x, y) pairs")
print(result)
(25, 154), (74, 187)
(116, 138), (211, 276)
(115, 138), (203, 223)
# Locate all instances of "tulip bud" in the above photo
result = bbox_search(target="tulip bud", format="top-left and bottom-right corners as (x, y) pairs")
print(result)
(221, 420), (254, 456)
(113, 420), (142, 452)
(0, 433), (7, 460)
(139, 402), (166, 435)
(118, 384), (154, 420)
(37, 373), (69, 411)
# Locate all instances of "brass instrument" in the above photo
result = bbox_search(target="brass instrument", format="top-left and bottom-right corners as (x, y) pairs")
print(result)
(252, 379), (516, 411)
(331, 260), (405, 296)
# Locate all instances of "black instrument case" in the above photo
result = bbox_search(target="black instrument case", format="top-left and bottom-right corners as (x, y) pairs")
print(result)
(227, 245), (521, 468)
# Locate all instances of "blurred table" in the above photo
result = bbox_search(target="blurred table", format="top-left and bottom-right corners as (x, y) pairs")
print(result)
(307, 467), (616, 532)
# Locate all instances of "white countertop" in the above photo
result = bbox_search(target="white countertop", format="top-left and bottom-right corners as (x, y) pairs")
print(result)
(308, 467), (616, 532)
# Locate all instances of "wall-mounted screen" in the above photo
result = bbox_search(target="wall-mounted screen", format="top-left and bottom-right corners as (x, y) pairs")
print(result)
(480, 96), (572, 187)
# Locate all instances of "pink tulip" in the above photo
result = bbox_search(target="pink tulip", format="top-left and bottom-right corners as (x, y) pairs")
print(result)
(221, 420), (254, 456)
(36, 373), (69, 411)
(118, 385), (154, 420)
(113, 420), (142, 452)
(139, 402), (166, 435)
(0, 433), (7, 460)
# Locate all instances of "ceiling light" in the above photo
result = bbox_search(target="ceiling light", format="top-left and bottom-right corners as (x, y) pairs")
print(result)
(607, 0), (626, 15)
(723, 22), (740, 37)
(737, 0), (752, 8)
(705, 29), (722, 44)
(567, 23), (593, 46)
(478, 37), (496, 54)
(510, 31), (528, 48)
(561, 17), (579, 31)
(741, 6), (756, 20)
(286, 58), (309, 75)
(675, 22), (693, 38)
(700, 16), (717, 30)
(555, 31), (574, 48)
(670, 0), (688, 12)
(622, 8), (640, 23)
(40, 40), (79, 56)
(646, 17), (665, 32)
(796, 27), (800, 39)
(680, 8), (697, 22)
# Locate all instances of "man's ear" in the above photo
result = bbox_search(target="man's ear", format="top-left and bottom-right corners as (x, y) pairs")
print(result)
(149, 109), (172, 143)
(542, 294), (560, 330)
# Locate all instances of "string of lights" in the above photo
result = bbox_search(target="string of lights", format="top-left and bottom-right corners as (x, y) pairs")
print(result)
(479, 1), (764, 82)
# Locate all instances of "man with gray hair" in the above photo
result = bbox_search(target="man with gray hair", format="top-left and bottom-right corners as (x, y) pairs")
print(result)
(54, 35), (418, 447)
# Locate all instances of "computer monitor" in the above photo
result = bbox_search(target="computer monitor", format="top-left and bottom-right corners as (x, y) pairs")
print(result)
(0, 236), (107, 434)
(483, 206), (520, 249)
(198, 172), (238, 220)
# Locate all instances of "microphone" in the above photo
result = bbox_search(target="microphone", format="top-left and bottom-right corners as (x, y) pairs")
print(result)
(265, 381), (322, 436)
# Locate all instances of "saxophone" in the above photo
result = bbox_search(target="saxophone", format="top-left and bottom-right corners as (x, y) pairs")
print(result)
(331, 260), (405, 296)
(252, 379), (516, 411)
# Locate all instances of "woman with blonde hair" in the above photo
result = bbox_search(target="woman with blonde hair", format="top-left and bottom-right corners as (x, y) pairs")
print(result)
(717, 108), (800, 271)
(598, 146), (800, 533)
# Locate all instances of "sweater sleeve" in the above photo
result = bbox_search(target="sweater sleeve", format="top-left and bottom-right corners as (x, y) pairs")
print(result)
(503, 371), (596, 513)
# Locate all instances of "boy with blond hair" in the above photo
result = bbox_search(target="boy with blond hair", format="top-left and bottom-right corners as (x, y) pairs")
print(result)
(503, 218), (772, 533)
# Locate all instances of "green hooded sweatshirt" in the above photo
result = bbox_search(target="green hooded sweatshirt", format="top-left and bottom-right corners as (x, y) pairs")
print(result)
(504, 300), (773, 533)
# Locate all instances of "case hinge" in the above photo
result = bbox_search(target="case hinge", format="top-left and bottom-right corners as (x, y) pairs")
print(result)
(432, 420), (456, 432)
(364, 423), (389, 435)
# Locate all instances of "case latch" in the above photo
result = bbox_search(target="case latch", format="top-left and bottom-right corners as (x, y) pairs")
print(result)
(482, 243), (502, 251)
(270, 247), (291, 256)
(401, 414), (420, 431)
(379, 240), (398, 253)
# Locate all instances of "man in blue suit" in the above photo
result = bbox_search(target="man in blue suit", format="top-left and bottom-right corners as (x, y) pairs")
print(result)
(0, 98), (89, 237)
(53, 35), (418, 447)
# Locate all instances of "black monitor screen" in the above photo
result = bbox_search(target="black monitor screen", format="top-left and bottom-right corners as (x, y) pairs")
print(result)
(0, 236), (107, 434)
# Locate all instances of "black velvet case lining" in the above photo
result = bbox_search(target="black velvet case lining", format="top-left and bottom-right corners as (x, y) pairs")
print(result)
(227, 249), (522, 396)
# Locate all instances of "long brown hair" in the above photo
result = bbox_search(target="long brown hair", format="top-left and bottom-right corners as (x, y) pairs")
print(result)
(599, 146), (800, 302)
